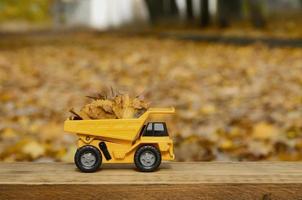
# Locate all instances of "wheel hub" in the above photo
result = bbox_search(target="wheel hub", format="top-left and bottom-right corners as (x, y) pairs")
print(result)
(80, 152), (96, 167)
(140, 151), (156, 167)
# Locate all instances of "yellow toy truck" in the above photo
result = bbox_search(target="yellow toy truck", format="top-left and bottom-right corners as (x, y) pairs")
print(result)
(64, 107), (175, 172)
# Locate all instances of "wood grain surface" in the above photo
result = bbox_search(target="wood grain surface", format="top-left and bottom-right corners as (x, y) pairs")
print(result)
(0, 162), (302, 200)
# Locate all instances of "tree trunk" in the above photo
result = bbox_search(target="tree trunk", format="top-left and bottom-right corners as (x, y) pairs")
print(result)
(168, 0), (179, 16)
(217, 0), (228, 27)
(248, 0), (266, 28)
(217, 0), (242, 27)
(186, 0), (194, 20)
(200, 0), (210, 27)
(145, 0), (164, 23)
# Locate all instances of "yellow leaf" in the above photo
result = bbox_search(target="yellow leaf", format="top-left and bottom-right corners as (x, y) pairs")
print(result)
(200, 104), (216, 115)
(252, 122), (279, 140)
(219, 139), (233, 150)
(1, 128), (17, 140)
(60, 146), (77, 162)
(22, 141), (45, 159)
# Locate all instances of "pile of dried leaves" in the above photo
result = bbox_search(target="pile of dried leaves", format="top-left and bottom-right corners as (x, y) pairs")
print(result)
(0, 31), (301, 162)
(70, 91), (149, 120)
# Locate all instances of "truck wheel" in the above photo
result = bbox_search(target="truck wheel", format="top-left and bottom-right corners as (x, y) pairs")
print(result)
(74, 145), (102, 173)
(134, 145), (161, 172)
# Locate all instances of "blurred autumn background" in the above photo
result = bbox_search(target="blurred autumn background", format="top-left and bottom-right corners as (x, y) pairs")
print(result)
(0, 0), (301, 162)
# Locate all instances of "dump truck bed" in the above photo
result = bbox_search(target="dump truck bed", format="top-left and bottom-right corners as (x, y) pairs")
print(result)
(64, 107), (175, 142)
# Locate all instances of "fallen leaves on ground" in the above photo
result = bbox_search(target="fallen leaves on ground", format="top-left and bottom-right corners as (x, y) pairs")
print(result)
(0, 31), (301, 162)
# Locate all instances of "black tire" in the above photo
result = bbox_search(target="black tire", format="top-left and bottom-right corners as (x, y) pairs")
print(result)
(134, 145), (161, 172)
(74, 145), (102, 173)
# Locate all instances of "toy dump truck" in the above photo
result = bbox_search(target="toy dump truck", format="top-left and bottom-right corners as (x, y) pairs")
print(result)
(64, 107), (175, 172)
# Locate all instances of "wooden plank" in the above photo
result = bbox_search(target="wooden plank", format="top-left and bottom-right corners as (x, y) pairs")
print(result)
(0, 162), (302, 200)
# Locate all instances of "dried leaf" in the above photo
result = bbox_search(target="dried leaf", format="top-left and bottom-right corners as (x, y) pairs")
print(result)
(22, 141), (45, 159)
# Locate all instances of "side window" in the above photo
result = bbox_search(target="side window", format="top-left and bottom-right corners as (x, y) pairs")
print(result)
(147, 123), (152, 131)
(144, 123), (153, 136)
(154, 123), (164, 132)
(154, 123), (167, 136)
